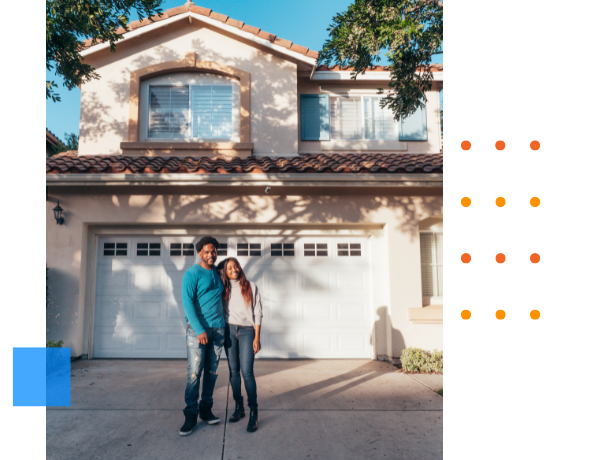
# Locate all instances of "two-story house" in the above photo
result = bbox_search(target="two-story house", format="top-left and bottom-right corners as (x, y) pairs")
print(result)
(46, 1), (443, 362)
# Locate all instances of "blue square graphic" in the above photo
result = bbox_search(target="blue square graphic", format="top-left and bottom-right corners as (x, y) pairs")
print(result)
(46, 348), (71, 406)
(13, 348), (45, 406)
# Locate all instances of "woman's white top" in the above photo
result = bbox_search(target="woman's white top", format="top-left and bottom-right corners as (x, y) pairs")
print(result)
(224, 279), (263, 327)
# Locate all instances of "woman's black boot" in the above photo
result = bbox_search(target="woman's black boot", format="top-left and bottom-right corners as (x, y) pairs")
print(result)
(247, 408), (258, 432)
(229, 401), (245, 423)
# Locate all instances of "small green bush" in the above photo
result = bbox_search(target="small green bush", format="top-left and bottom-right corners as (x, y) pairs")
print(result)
(400, 347), (443, 373)
(437, 388), (443, 396)
(46, 340), (64, 348)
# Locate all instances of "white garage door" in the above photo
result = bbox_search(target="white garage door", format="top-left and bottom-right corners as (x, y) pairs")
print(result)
(93, 235), (372, 358)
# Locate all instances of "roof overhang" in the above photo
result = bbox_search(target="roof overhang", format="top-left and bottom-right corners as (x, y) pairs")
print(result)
(311, 71), (443, 82)
(80, 12), (317, 67)
(46, 173), (442, 188)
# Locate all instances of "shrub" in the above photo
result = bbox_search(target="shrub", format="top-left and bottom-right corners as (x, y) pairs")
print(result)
(400, 347), (443, 373)
(46, 340), (64, 348)
(437, 388), (443, 396)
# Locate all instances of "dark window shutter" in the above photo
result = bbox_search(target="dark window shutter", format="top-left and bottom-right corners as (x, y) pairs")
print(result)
(300, 94), (330, 141)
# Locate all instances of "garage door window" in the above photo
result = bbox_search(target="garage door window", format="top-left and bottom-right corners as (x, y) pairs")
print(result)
(103, 242), (128, 257)
(216, 242), (228, 256)
(170, 243), (195, 256)
(271, 243), (295, 256)
(337, 243), (361, 257)
(237, 243), (261, 257)
(137, 242), (161, 256)
(304, 243), (328, 257)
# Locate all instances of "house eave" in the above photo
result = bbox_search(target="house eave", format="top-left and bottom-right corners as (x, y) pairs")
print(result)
(80, 12), (317, 67)
(46, 173), (443, 188)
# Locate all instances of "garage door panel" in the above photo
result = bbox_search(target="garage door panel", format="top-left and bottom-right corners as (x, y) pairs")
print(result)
(94, 236), (372, 358)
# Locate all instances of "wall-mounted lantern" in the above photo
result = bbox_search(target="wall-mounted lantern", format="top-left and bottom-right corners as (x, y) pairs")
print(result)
(53, 202), (64, 225)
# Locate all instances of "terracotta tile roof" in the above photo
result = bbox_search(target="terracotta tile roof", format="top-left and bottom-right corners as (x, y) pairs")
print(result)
(47, 152), (443, 175)
(82, 1), (320, 60)
(315, 63), (443, 72)
(46, 129), (60, 147)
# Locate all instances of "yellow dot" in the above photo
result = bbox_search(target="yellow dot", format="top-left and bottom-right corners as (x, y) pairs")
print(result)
(530, 310), (540, 320)
(530, 197), (540, 207)
(461, 310), (471, 320)
(496, 197), (506, 207)
(461, 197), (471, 207)
(496, 310), (506, 320)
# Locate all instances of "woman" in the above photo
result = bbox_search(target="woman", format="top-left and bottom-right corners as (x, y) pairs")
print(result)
(219, 257), (263, 433)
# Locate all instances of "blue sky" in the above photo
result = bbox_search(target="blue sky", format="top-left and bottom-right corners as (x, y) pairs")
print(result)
(45, 0), (442, 142)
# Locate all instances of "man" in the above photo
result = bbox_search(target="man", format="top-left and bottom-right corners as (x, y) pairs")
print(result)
(179, 236), (226, 436)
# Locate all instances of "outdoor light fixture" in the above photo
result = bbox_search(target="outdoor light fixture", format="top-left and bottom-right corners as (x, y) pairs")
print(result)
(265, 187), (271, 194)
(53, 202), (64, 225)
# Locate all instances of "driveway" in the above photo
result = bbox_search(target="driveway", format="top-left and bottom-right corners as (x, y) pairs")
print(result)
(47, 359), (442, 460)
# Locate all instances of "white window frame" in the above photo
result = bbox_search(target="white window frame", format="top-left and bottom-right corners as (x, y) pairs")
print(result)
(302, 242), (330, 258)
(419, 230), (443, 304)
(335, 242), (364, 258)
(101, 241), (129, 258)
(330, 95), (398, 141)
(147, 84), (234, 141)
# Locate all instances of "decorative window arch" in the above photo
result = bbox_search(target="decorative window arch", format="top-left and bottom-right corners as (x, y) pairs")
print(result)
(122, 52), (252, 155)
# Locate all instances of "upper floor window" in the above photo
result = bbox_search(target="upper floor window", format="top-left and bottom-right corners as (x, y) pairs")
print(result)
(148, 85), (233, 140)
(330, 96), (397, 141)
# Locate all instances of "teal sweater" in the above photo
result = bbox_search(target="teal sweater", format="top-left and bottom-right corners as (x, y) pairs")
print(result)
(182, 264), (226, 336)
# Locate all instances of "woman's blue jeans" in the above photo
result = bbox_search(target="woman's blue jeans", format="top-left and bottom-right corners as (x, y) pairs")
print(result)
(225, 324), (258, 409)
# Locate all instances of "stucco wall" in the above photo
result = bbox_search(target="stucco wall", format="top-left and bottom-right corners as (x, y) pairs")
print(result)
(79, 20), (299, 155)
(46, 186), (442, 358)
(297, 77), (442, 155)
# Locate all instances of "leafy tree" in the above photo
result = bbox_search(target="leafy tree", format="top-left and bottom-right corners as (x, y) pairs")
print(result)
(49, 133), (79, 156)
(318, 0), (443, 120)
(46, 0), (163, 102)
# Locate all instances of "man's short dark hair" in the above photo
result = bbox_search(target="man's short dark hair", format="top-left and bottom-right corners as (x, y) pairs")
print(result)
(196, 236), (219, 254)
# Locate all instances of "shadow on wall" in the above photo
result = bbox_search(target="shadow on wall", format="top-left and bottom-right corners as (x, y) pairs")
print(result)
(371, 306), (404, 362)
(47, 268), (81, 350)
(81, 23), (299, 153)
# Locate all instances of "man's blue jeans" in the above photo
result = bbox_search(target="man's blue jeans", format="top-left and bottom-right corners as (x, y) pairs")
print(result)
(184, 321), (225, 416)
(224, 324), (258, 409)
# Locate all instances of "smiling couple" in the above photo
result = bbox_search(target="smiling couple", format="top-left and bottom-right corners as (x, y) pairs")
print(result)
(179, 236), (263, 436)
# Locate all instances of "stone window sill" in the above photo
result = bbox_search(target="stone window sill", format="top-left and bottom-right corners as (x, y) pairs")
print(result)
(408, 305), (443, 324)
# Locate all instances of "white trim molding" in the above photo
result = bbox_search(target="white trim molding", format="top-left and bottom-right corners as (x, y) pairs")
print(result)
(80, 12), (317, 66)
(312, 71), (443, 82)
(46, 173), (443, 187)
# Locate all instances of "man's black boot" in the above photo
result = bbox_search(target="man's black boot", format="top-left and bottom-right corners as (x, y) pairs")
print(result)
(199, 406), (220, 425)
(247, 408), (258, 432)
(179, 412), (197, 436)
(229, 401), (245, 423)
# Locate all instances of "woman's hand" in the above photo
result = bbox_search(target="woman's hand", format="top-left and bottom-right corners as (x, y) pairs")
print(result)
(253, 337), (261, 354)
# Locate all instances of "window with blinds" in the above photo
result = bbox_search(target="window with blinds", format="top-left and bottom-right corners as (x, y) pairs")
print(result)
(148, 85), (233, 140)
(363, 96), (398, 140)
(330, 95), (398, 140)
(420, 232), (443, 298)
(148, 86), (190, 138)
(330, 96), (362, 139)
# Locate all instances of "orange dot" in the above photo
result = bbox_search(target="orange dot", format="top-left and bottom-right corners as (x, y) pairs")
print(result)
(496, 310), (506, 320)
(461, 197), (471, 207)
(461, 310), (471, 320)
(461, 253), (471, 263)
(530, 310), (540, 320)
(496, 197), (506, 207)
(530, 140), (540, 150)
(530, 253), (540, 263)
(495, 140), (505, 150)
(496, 253), (506, 263)
(530, 197), (540, 207)
(461, 140), (471, 150)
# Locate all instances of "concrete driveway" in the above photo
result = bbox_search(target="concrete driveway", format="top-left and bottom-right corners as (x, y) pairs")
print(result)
(47, 359), (442, 460)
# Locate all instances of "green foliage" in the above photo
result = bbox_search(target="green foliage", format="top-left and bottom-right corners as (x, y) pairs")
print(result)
(400, 347), (443, 373)
(49, 132), (79, 156)
(46, 340), (64, 348)
(46, 0), (163, 102)
(437, 388), (443, 396)
(318, 0), (443, 120)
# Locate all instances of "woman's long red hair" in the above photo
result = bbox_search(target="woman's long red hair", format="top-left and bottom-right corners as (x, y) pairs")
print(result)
(219, 258), (253, 310)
